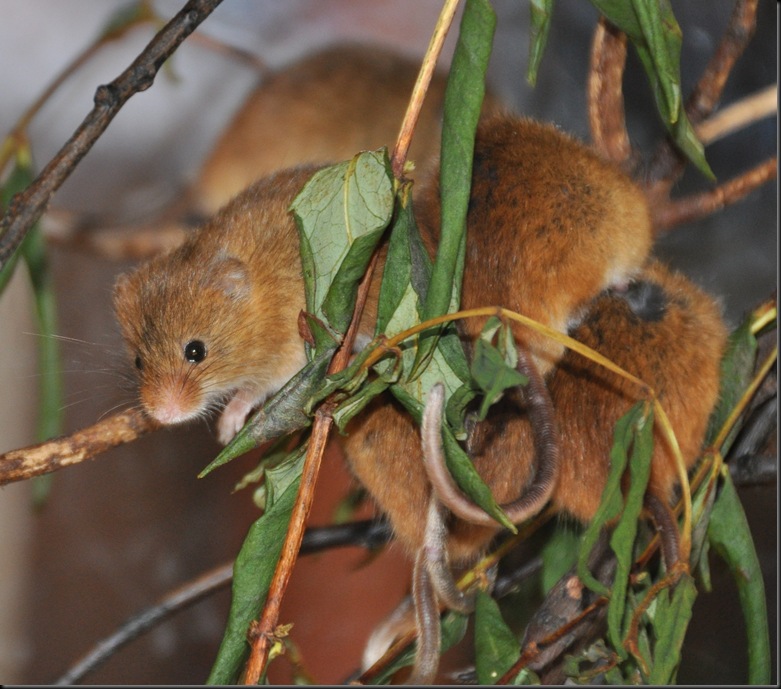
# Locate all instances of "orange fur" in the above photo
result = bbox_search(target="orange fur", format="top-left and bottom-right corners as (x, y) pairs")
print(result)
(415, 115), (653, 373)
(192, 44), (450, 216)
(343, 262), (727, 561)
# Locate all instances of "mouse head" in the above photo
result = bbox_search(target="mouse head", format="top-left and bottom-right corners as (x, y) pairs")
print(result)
(113, 246), (256, 426)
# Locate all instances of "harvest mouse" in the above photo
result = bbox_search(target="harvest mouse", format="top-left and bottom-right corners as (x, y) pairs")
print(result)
(415, 114), (653, 374)
(113, 168), (316, 444)
(190, 43), (453, 218)
(352, 260), (726, 681)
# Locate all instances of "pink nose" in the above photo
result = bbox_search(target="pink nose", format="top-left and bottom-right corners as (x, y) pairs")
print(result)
(142, 385), (200, 426)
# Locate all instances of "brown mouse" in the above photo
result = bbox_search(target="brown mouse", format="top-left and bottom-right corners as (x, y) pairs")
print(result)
(112, 114), (663, 684)
(190, 43), (452, 218)
(113, 168), (315, 444)
(95, 44), (459, 260)
(415, 114), (653, 374)
(346, 114), (655, 558)
(352, 260), (726, 680)
(549, 259), (727, 523)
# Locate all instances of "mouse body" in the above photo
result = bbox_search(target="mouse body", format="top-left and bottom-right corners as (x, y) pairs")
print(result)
(415, 115), (654, 374)
(350, 260), (726, 680)
(191, 43), (450, 217)
(343, 260), (727, 560)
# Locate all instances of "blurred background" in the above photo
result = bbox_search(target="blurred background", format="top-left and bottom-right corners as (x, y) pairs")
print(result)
(0, 0), (776, 684)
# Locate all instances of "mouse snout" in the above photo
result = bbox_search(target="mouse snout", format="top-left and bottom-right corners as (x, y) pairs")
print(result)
(139, 373), (206, 426)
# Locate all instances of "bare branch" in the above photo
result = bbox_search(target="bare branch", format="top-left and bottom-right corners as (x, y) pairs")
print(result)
(654, 157), (776, 231)
(0, 0), (224, 270)
(696, 84), (777, 146)
(587, 18), (631, 167)
(0, 409), (158, 486)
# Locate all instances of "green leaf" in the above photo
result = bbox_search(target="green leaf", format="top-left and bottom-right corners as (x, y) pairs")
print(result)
(440, 423), (516, 533)
(705, 317), (758, 449)
(578, 402), (647, 597)
(475, 589), (521, 684)
(2, 156), (63, 505)
(375, 182), (426, 335)
(540, 525), (581, 595)
(527, 0), (555, 86)
(590, 0), (713, 178)
(207, 445), (306, 685)
(707, 471), (771, 684)
(414, 0), (496, 372)
(647, 573), (697, 684)
(606, 403), (654, 654)
(366, 610), (469, 685)
(198, 345), (335, 477)
(471, 318), (527, 421)
(291, 149), (394, 337)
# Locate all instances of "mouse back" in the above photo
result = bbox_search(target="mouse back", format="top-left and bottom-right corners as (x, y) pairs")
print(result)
(551, 260), (727, 521)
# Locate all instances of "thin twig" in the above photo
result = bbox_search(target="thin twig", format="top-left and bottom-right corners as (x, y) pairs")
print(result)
(240, 214), (388, 684)
(390, 0), (461, 179)
(53, 520), (391, 685)
(695, 84), (777, 146)
(587, 18), (631, 167)
(654, 157), (777, 231)
(0, 409), (157, 486)
(0, 0), (225, 270)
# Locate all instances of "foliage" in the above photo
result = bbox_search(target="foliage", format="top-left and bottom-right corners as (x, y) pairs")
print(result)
(0, 0), (773, 685)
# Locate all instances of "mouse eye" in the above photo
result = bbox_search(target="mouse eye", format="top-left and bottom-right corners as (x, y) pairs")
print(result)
(184, 340), (207, 364)
(134, 355), (143, 371)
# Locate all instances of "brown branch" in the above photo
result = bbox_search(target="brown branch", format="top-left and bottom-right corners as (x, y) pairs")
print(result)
(695, 84), (777, 146)
(240, 232), (386, 684)
(0, 0), (225, 270)
(390, 0), (460, 179)
(0, 409), (158, 486)
(587, 18), (631, 168)
(654, 156), (776, 231)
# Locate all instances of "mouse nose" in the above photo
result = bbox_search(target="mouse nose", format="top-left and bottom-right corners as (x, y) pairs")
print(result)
(141, 380), (202, 426)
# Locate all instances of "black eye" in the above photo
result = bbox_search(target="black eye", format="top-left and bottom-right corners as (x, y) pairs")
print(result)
(184, 340), (207, 363)
(135, 355), (143, 371)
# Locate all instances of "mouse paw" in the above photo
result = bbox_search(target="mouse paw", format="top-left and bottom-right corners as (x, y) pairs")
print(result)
(218, 391), (258, 445)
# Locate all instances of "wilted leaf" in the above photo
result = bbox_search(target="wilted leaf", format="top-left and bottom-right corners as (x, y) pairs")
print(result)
(292, 149), (394, 337)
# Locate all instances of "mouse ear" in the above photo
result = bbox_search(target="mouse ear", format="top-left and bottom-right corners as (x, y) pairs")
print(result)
(211, 255), (250, 300)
